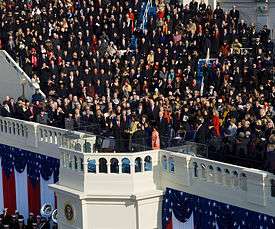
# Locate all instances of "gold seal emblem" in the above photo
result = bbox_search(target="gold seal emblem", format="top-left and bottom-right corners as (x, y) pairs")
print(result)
(64, 204), (74, 221)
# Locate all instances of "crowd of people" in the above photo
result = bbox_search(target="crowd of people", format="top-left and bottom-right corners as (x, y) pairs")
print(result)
(0, 0), (274, 171)
(0, 208), (55, 229)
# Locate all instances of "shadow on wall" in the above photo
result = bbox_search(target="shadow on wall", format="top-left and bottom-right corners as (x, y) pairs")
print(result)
(153, 162), (164, 229)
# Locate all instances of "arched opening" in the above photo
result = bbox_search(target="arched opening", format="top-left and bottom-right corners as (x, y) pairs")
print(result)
(135, 157), (142, 172)
(224, 169), (231, 186)
(224, 169), (230, 174)
(80, 158), (84, 171)
(144, 156), (152, 171)
(99, 158), (107, 173)
(68, 154), (72, 169)
(12, 123), (16, 134)
(162, 155), (167, 170)
(232, 171), (239, 187)
(201, 164), (206, 178)
(240, 173), (247, 191)
(8, 122), (11, 134)
(208, 165), (214, 181)
(75, 143), (82, 151)
(40, 128), (43, 140)
(110, 158), (119, 173)
(122, 158), (130, 174)
(44, 130), (48, 142)
(83, 142), (92, 153)
(49, 131), (53, 143)
(74, 156), (78, 170)
(216, 167), (222, 183)
(17, 123), (20, 135)
(88, 159), (96, 173)
(4, 121), (7, 132)
(168, 157), (175, 173)
(21, 124), (25, 136)
(53, 132), (57, 144)
(193, 162), (198, 177)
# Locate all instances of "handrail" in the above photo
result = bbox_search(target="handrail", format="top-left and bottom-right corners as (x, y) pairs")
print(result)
(160, 149), (275, 209)
(0, 115), (273, 177)
(0, 50), (46, 98)
(0, 115), (91, 149)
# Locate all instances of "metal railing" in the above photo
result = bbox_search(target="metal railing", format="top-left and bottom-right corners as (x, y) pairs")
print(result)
(66, 121), (209, 154)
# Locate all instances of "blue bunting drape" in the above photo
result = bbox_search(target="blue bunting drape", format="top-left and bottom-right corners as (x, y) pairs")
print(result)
(0, 144), (59, 182)
(162, 188), (275, 229)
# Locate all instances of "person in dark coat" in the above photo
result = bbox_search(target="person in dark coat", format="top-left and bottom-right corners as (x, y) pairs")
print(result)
(1, 102), (11, 117)
(229, 5), (239, 26)
(194, 119), (209, 144)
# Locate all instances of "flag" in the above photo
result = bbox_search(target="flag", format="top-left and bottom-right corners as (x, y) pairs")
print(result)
(165, 212), (195, 229)
(162, 188), (275, 229)
(0, 144), (59, 223)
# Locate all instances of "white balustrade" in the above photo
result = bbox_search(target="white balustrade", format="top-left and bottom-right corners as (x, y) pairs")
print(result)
(158, 149), (275, 211)
(0, 116), (94, 156)
(0, 116), (274, 215)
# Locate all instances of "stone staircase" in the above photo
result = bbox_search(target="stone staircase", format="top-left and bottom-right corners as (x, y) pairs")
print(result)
(0, 50), (45, 101)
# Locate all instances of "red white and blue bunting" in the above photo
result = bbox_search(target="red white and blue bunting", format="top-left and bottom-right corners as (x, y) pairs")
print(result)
(0, 144), (59, 222)
(162, 188), (275, 229)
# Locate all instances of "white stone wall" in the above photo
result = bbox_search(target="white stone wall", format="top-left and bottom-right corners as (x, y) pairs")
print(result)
(55, 191), (83, 229)
(159, 150), (275, 217)
(0, 116), (93, 159)
(0, 50), (45, 102)
(0, 117), (274, 228)
(51, 185), (163, 229)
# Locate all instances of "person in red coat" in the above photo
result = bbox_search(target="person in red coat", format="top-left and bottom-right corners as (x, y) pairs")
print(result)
(128, 8), (135, 32)
(152, 127), (160, 150)
(213, 110), (221, 137)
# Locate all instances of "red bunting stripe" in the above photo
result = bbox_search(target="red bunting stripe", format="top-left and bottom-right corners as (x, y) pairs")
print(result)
(166, 217), (173, 229)
(27, 177), (41, 216)
(2, 168), (17, 215)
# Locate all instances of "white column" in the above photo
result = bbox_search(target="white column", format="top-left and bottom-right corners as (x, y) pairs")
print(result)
(107, 162), (110, 173)
(130, 163), (135, 174)
(118, 163), (122, 174)
(96, 162), (99, 174)
(83, 160), (88, 174)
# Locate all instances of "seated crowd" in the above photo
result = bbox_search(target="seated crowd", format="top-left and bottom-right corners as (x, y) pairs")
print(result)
(0, 0), (274, 171)
(0, 208), (55, 229)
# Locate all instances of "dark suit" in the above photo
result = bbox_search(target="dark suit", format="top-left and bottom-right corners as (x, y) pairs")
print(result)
(157, 118), (169, 148)
(145, 105), (159, 122)
(195, 122), (209, 144)
(0, 107), (11, 117)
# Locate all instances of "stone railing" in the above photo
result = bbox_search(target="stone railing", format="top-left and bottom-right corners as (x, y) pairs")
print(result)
(159, 150), (275, 216)
(0, 116), (274, 215)
(0, 116), (34, 146)
(60, 147), (158, 175)
(57, 147), (275, 215)
(269, 173), (275, 197)
(58, 147), (159, 194)
(0, 116), (94, 158)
